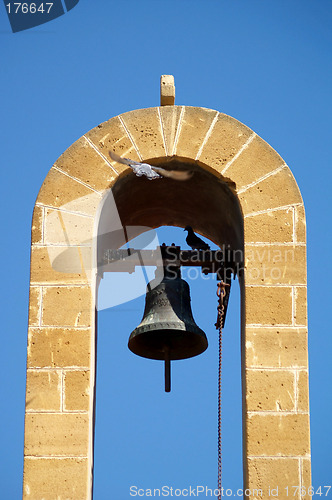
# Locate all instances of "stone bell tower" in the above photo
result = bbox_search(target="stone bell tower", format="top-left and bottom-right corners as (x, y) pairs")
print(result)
(23, 76), (310, 499)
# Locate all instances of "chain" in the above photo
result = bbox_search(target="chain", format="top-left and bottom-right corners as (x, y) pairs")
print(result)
(215, 281), (227, 500)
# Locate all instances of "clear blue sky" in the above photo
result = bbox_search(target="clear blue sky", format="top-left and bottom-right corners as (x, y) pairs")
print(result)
(1, 1), (331, 498)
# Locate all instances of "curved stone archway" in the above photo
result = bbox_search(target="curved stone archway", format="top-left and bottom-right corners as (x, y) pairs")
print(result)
(24, 105), (310, 499)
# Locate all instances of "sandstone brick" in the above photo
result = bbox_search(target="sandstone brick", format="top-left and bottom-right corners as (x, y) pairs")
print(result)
(245, 327), (308, 368)
(24, 413), (89, 456)
(44, 208), (93, 245)
(23, 457), (88, 500)
(247, 413), (310, 456)
(301, 458), (312, 500)
(26, 370), (61, 411)
(199, 113), (253, 173)
(247, 458), (301, 500)
(30, 246), (91, 284)
(294, 287), (307, 326)
(245, 244), (306, 285)
(239, 167), (303, 216)
(160, 75), (175, 106)
(159, 106), (183, 155)
(297, 371), (310, 412)
(225, 134), (285, 191)
(55, 136), (117, 191)
(120, 107), (165, 160)
(64, 370), (90, 411)
(175, 107), (217, 160)
(244, 208), (293, 243)
(246, 286), (293, 325)
(42, 286), (92, 327)
(28, 287), (41, 326)
(37, 168), (102, 215)
(246, 369), (295, 411)
(27, 328), (91, 368)
(31, 205), (43, 245)
(85, 116), (137, 175)
(295, 205), (306, 243)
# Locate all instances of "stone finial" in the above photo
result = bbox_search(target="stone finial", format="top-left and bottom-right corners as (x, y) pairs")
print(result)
(160, 75), (175, 106)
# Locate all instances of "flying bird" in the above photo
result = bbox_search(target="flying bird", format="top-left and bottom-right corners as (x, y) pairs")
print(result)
(184, 226), (210, 250)
(109, 150), (192, 181)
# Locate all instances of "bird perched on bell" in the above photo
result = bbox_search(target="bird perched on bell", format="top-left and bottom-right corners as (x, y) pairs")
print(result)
(184, 226), (210, 250)
(109, 151), (192, 181)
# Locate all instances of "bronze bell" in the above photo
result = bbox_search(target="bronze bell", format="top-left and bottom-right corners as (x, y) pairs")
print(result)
(128, 267), (208, 392)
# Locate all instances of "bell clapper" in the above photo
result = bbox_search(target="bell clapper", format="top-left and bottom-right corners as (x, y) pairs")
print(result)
(164, 346), (171, 393)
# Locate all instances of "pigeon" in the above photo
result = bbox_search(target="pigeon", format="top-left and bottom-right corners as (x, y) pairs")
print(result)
(184, 226), (210, 250)
(109, 150), (192, 181)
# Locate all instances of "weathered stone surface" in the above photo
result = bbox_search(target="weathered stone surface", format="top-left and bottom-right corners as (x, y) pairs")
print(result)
(64, 370), (90, 411)
(294, 287), (307, 326)
(301, 458), (312, 500)
(245, 327), (308, 368)
(244, 208), (293, 243)
(23, 458), (88, 499)
(199, 113), (253, 172)
(159, 106), (183, 156)
(239, 167), (302, 216)
(24, 413), (89, 456)
(160, 75), (175, 106)
(246, 369), (295, 411)
(26, 370), (61, 411)
(27, 328), (91, 368)
(37, 168), (102, 215)
(44, 208), (94, 245)
(42, 286), (92, 327)
(225, 134), (285, 191)
(30, 246), (91, 284)
(175, 107), (217, 160)
(120, 107), (165, 160)
(31, 205), (43, 245)
(297, 370), (310, 412)
(246, 286), (293, 325)
(245, 244), (306, 285)
(247, 458), (301, 499)
(55, 136), (117, 191)
(247, 413), (310, 456)
(295, 205), (306, 243)
(28, 287), (41, 326)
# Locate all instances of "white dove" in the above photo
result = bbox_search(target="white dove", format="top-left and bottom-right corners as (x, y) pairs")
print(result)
(109, 151), (192, 181)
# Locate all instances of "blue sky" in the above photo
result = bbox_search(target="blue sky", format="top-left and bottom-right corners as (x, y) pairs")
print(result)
(1, 1), (331, 498)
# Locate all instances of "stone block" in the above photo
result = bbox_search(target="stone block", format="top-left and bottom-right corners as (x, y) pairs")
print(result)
(246, 369), (295, 411)
(301, 458), (312, 500)
(247, 413), (310, 456)
(64, 370), (90, 411)
(247, 458), (301, 499)
(55, 136), (117, 191)
(175, 107), (218, 160)
(245, 327), (308, 368)
(246, 286), (293, 325)
(26, 370), (61, 411)
(294, 287), (307, 326)
(24, 413), (89, 456)
(42, 286), (92, 327)
(23, 457), (88, 499)
(295, 205), (306, 243)
(245, 244), (306, 285)
(85, 116), (137, 174)
(27, 327), (91, 368)
(37, 168), (102, 215)
(120, 107), (165, 160)
(199, 113), (253, 173)
(297, 371), (310, 412)
(160, 75), (175, 106)
(239, 167), (302, 216)
(44, 208), (94, 245)
(225, 134), (285, 191)
(159, 106), (183, 156)
(30, 246), (91, 285)
(244, 208), (293, 243)
(28, 287), (41, 326)
(31, 205), (43, 245)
